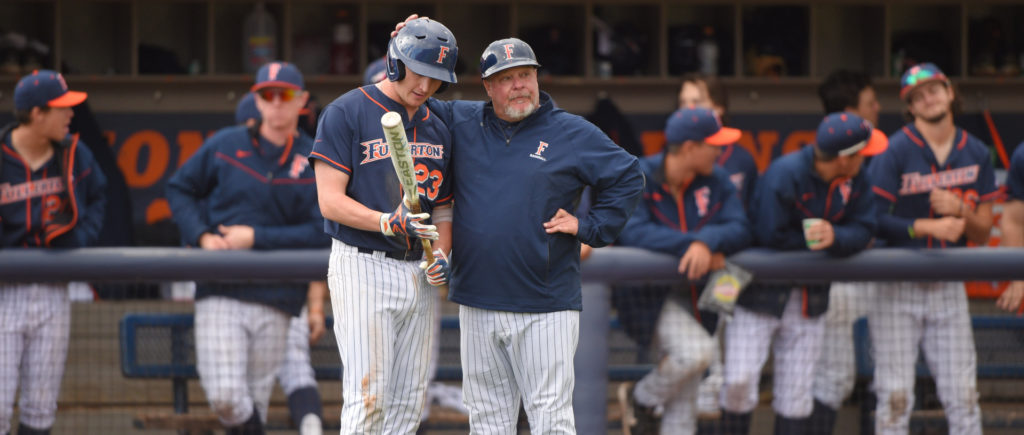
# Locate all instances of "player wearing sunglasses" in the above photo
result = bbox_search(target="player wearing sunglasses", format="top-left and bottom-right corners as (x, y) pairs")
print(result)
(167, 61), (329, 434)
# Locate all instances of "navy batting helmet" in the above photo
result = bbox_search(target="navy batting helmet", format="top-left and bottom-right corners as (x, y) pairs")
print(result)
(386, 18), (458, 93)
(479, 38), (541, 79)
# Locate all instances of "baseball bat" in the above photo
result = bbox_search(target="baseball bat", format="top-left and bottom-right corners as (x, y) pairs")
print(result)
(380, 111), (436, 266)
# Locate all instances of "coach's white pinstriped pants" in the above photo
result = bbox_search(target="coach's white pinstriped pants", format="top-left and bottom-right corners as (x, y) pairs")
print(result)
(870, 282), (981, 435)
(0, 283), (70, 434)
(813, 281), (875, 410)
(195, 296), (289, 427)
(721, 290), (825, 418)
(460, 305), (579, 435)
(328, 240), (435, 435)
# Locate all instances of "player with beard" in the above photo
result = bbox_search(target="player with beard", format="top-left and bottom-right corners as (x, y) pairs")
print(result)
(866, 63), (996, 434)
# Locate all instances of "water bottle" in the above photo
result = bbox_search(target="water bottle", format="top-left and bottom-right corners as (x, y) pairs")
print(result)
(243, 2), (277, 74)
(698, 26), (718, 76)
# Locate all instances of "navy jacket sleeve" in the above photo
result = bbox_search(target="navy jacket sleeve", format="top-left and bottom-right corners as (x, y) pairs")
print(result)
(574, 123), (645, 247)
(71, 143), (108, 247)
(751, 167), (806, 250)
(868, 149), (915, 243)
(166, 137), (219, 246)
(826, 178), (876, 256)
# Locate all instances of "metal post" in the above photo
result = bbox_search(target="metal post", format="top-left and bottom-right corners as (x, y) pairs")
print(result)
(574, 282), (611, 433)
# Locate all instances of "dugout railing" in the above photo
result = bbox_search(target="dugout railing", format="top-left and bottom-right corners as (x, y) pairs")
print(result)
(2, 246), (1024, 433)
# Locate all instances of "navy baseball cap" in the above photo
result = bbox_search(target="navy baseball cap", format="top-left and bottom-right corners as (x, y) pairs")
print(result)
(665, 107), (741, 146)
(235, 92), (261, 124)
(899, 62), (949, 101)
(251, 61), (304, 92)
(364, 57), (387, 85)
(815, 112), (888, 157)
(14, 69), (87, 111)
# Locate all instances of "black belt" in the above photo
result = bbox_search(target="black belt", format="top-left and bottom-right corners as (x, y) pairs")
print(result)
(356, 247), (422, 261)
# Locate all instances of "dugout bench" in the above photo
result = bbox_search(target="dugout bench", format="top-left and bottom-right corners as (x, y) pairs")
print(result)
(119, 313), (651, 433)
(853, 316), (1024, 434)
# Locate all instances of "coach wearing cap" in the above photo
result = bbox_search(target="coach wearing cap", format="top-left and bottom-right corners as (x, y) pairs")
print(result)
(717, 112), (886, 434)
(1, 70), (107, 434)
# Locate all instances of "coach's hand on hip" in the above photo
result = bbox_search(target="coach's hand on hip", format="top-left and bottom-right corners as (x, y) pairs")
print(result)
(544, 208), (578, 236)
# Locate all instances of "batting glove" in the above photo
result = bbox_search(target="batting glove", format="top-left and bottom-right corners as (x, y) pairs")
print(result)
(380, 197), (438, 240)
(422, 249), (450, 286)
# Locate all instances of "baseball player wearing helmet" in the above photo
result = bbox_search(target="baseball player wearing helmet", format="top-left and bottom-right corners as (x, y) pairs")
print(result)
(867, 63), (996, 435)
(807, 69), (883, 434)
(233, 91), (327, 435)
(424, 36), (644, 434)
(998, 144), (1024, 314)
(719, 113), (885, 434)
(614, 108), (751, 435)
(0, 70), (106, 435)
(166, 61), (328, 434)
(310, 17), (456, 434)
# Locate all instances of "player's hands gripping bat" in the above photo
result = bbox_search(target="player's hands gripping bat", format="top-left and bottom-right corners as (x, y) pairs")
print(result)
(381, 111), (437, 266)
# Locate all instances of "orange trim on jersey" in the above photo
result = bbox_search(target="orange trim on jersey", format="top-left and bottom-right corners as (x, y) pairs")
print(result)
(955, 129), (967, 151)
(44, 134), (80, 246)
(716, 144), (734, 166)
(980, 190), (1002, 202)
(413, 126), (417, 142)
(277, 133), (294, 167)
(309, 152), (351, 174)
(872, 186), (897, 203)
(435, 193), (454, 204)
(215, 151), (269, 182)
(422, 107), (430, 121)
(903, 126), (926, 148)
(358, 87), (390, 112)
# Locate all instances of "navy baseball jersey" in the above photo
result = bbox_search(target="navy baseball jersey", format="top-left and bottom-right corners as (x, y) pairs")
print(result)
(617, 155), (750, 257)
(428, 92), (644, 313)
(1, 132), (107, 248)
(166, 125), (325, 316)
(868, 124), (999, 248)
(741, 146), (877, 317)
(717, 143), (759, 208)
(310, 85), (452, 253)
(1006, 143), (1024, 201)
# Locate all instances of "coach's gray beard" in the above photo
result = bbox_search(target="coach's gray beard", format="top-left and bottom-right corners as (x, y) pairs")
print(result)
(504, 101), (537, 121)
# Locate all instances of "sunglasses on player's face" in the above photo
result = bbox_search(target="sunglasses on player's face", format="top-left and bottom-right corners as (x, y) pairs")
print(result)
(257, 88), (298, 102)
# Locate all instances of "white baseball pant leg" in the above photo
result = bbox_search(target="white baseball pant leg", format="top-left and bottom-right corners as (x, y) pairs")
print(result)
(871, 282), (981, 435)
(460, 306), (579, 435)
(721, 289), (825, 418)
(195, 296), (289, 427)
(633, 292), (714, 435)
(0, 283), (70, 433)
(277, 309), (317, 395)
(696, 317), (725, 415)
(328, 240), (435, 435)
(813, 281), (875, 409)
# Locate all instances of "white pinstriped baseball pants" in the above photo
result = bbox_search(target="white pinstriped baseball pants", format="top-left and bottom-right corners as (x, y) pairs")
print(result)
(0, 283), (70, 434)
(328, 240), (435, 435)
(870, 282), (981, 435)
(813, 281), (875, 409)
(459, 305), (579, 435)
(277, 310), (317, 395)
(720, 289), (825, 418)
(634, 292), (714, 435)
(195, 296), (289, 427)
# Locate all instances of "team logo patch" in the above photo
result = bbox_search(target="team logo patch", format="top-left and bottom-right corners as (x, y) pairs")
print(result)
(530, 141), (549, 161)
(360, 138), (445, 164)
(694, 186), (711, 217)
(288, 154), (309, 178)
(899, 165), (979, 195)
(436, 46), (450, 64)
(0, 177), (65, 205)
(729, 172), (745, 191)
(503, 44), (515, 60)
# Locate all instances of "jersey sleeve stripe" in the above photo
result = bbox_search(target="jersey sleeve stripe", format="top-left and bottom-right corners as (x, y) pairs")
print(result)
(435, 193), (453, 204)
(980, 190), (1002, 202)
(872, 186), (897, 202)
(358, 87), (390, 113)
(309, 151), (352, 174)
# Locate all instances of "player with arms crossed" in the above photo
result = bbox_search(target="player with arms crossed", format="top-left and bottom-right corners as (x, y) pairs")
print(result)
(719, 112), (885, 434)
(0, 70), (106, 435)
(867, 63), (997, 435)
(167, 62), (327, 434)
(615, 107), (751, 435)
(309, 18), (456, 434)
(422, 36), (645, 433)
